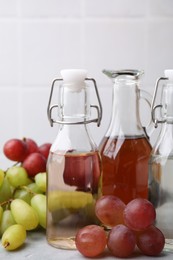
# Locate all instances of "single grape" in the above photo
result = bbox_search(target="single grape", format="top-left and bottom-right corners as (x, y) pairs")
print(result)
(123, 198), (156, 231)
(136, 225), (165, 256)
(1, 224), (26, 250)
(31, 194), (46, 228)
(34, 172), (46, 193)
(3, 138), (28, 162)
(23, 137), (38, 154)
(14, 182), (43, 204)
(22, 152), (46, 177)
(25, 177), (33, 185)
(27, 182), (43, 194)
(6, 166), (29, 188)
(10, 199), (39, 230)
(14, 188), (32, 204)
(95, 195), (125, 227)
(38, 143), (51, 160)
(75, 225), (107, 257)
(0, 177), (13, 204)
(0, 169), (5, 187)
(0, 210), (16, 236)
(107, 224), (136, 258)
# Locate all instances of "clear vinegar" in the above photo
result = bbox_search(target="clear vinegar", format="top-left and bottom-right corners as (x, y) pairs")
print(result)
(46, 151), (101, 249)
(149, 156), (173, 252)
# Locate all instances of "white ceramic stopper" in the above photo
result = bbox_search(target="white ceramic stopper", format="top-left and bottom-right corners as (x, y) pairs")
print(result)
(164, 69), (173, 81)
(60, 69), (87, 91)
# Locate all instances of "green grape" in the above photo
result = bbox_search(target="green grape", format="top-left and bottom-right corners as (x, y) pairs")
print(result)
(14, 183), (43, 205)
(6, 166), (29, 188)
(34, 172), (46, 193)
(10, 199), (39, 230)
(31, 194), (46, 229)
(27, 182), (43, 194)
(2, 224), (26, 251)
(25, 177), (33, 185)
(0, 210), (16, 236)
(48, 190), (93, 212)
(0, 169), (5, 187)
(0, 177), (13, 204)
(14, 188), (32, 204)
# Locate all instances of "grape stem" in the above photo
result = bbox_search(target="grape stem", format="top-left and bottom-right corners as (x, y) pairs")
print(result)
(4, 241), (10, 248)
(5, 161), (21, 174)
(20, 186), (36, 195)
(0, 198), (13, 207)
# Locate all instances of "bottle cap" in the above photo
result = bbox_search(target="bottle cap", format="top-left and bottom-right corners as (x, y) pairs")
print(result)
(164, 69), (173, 81)
(60, 69), (87, 91)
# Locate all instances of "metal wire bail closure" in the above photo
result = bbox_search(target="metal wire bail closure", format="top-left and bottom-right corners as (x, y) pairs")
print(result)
(151, 77), (168, 128)
(47, 78), (102, 127)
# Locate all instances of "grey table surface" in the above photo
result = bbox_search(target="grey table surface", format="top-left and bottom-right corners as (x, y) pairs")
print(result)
(0, 230), (172, 260)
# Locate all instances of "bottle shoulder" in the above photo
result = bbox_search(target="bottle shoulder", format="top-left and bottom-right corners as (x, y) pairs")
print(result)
(50, 125), (98, 153)
(152, 124), (173, 156)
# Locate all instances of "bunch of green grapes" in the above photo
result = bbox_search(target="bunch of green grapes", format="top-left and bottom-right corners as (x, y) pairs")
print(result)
(0, 166), (47, 251)
(0, 137), (50, 250)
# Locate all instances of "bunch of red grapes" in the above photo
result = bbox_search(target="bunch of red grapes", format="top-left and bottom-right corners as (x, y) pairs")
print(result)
(75, 196), (165, 258)
(3, 138), (51, 177)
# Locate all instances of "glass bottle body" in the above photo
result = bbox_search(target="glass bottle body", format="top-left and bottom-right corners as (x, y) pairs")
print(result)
(46, 70), (102, 249)
(149, 72), (173, 252)
(99, 70), (152, 204)
(46, 125), (101, 249)
(149, 124), (173, 252)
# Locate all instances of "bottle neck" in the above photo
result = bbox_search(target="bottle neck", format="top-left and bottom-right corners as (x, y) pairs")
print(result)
(59, 85), (90, 124)
(105, 80), (144, 138)
(161, 83), (173, 123)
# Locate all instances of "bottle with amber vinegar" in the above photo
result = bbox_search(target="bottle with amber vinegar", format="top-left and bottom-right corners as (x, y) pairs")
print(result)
(99, 70), (152, 204)
(46, 69), (102, 249)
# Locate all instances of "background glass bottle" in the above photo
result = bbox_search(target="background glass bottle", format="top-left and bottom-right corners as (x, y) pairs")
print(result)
(46, 69), (102, 249)
(149, 69), (173, 252)
(99, 70), (152, 204)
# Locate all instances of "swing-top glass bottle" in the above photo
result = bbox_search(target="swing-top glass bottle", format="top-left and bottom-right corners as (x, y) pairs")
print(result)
(149, 69), (173, 252)
(46, 69), (102, 250)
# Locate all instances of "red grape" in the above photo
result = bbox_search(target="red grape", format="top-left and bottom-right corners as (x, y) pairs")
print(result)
(23, 138), (38, 154)
(22, 152), (46, 177)
(3, 139), (28, 162)
(107, 224), (136, 258)
(63, 153), (100, 190)
(38, 143), (51, 160)
(136, 225), (165, 256)
(123, 198), (156, 231)
(95, 195), (125, 227)
(75, 225), (107, 257)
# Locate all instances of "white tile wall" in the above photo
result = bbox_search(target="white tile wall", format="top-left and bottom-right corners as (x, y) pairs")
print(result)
(0, 0), (173, 169)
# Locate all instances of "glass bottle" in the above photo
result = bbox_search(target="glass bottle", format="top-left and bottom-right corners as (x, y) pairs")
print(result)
(99, 69), (152, 204)
(46, 69), (102, 250)
(149, 69), (173, 252)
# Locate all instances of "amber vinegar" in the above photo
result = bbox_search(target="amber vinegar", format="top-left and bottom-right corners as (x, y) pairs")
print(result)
(99, 136), (152, 204)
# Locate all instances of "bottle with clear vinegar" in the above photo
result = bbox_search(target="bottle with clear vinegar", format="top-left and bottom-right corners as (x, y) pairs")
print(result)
(149, 69), (173, 252)
(46, 69), (102, 249)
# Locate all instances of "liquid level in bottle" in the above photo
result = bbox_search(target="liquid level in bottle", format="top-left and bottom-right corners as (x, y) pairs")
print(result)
(46, 151), (101, 249)
(149, 156), (173, 253)
(99, 136), (152, 204)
